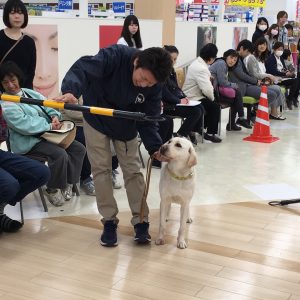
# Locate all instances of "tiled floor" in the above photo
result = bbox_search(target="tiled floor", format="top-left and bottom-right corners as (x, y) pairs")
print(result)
(5, 106), (300, 221)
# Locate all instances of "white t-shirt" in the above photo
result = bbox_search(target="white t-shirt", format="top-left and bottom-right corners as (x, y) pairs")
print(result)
(117, 37), (137, 48)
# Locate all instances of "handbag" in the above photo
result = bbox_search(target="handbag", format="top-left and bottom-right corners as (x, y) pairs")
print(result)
(40, 120), (76, 149)
(218, 86), (236, 98)
(0, 105), (8, 143)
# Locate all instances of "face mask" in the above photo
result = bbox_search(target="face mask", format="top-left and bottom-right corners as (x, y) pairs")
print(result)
(275, 50), (283, 57)
(271, 29), (278, 36)
(258, 25), (267, 31)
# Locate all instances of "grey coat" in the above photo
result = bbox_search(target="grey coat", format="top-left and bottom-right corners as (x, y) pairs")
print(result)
(229, 57), (258, 96)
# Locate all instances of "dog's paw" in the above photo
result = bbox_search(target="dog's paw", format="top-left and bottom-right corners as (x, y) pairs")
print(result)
(177, 240), (188, 249)
(186, 218), (193, 223)
(155, 238), (165, 245)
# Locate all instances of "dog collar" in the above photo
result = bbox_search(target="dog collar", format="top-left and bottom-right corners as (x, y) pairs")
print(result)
(167, 166), (194, 180)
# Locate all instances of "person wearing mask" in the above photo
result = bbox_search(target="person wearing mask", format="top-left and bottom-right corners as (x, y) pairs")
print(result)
(0, 0), (36, 89)
(265, 42), (300, 109)
(55, 45), (173, 247)
(265, 24), (279, 52)
(244, 38), (286, 119)
(209, 49), (252, 131)
(277, 11), (289, 49)
(252, 17), (269, 44)
(117, 15), (142, 49)
(182, 43), (222, 143)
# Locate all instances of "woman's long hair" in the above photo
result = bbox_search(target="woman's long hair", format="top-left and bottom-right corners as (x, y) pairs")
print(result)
(120, 15), (142, 49)
(254, 37), (269, 62)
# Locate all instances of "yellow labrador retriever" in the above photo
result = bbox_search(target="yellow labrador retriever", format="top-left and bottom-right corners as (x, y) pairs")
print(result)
(155, 137), (197, 249)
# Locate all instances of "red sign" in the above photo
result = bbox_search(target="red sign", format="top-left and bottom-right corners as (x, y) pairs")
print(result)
(194, 0), (208, 3)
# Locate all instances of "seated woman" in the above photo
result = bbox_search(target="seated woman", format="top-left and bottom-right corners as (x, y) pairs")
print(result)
(265, 24), (279, 51)
(0, 61), (86, 207)
(0, 104), (50, 233)
(209, 49), (252, 131)
(182, 43), (222, 143)
(265, 42), (300, 109)
(162, 45), (204, 145)
(245, 37), (286, 120)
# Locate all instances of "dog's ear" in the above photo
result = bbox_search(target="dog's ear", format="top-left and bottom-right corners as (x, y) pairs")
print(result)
(187, 147), (197, 167)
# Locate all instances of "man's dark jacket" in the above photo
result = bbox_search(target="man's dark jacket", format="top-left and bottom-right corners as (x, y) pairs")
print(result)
(61, 45), (162, 155)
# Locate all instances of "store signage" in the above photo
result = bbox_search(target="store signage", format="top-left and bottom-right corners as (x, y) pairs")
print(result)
(194, 0), (208, 3)
(113, 2), (126, 13)
(225, 0), (266, 8)
(58, 0), (72, 10)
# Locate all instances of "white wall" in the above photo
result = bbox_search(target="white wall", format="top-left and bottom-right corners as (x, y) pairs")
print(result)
(263, 0), (297, 24)
(0, 17), (163, 90)
(175, 21), (256, 66)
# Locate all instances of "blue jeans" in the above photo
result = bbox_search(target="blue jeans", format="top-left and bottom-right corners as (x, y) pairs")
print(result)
(0, 150), (50, 206)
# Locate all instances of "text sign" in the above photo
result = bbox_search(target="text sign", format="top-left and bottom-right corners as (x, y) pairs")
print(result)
(58, 0), (73, 10)
(113, 2), (126, 13)
(225, 0), (266, 8)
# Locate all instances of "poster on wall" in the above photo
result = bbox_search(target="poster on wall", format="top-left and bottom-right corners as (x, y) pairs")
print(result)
(99, 25), (123, 49)
(232, 27), (248, 49)
(196, 26), (217, 57)
(23, 25), (59, 99)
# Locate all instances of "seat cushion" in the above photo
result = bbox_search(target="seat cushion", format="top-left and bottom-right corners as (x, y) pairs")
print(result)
(243, 96), (258, 105)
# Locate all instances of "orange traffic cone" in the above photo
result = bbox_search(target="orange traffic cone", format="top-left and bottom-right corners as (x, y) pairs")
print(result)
(244, 85), (279, 143)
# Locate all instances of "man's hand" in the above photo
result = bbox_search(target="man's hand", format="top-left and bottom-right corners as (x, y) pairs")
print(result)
(152, 150), (170, 162)
(54, 93), (78, 104)
(180, 97), (189, 105)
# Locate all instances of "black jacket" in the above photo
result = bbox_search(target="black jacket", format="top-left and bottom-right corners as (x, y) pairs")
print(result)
(61, 44), (162, 155)
(252, 29), (265, 44)
(162, 69), (186, 109)
(265, 53), (287, 77)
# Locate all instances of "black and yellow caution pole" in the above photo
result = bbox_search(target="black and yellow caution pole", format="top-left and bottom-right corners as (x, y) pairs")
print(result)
(0, 94), (165, 122)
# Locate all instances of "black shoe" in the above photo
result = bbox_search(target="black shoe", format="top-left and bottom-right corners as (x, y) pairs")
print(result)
(269, 114), (286, 120)
(226, 123), (241, 131)
(204, 133), (222, 143)
(151, 159), (161, 169)
(0, 214), (23, 233)
(100, 220), (118, 247)
(236, 118), (252, 129)
(287, 100), (293, 110)
(134, 222), (151, 244)
(293, 100), (299, 108)
(188, 133), (197, 145)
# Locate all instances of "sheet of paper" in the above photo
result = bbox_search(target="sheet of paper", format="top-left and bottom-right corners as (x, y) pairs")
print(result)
(177, 100), (200, 107)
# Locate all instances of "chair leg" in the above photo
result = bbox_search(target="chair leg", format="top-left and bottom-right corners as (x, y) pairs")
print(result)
(19, 201), (24, 225)
(218, 106), (222, 136)
(73, 183), (80, 196)
(201, 114), (204, 143)
(38, 187), (48, 212)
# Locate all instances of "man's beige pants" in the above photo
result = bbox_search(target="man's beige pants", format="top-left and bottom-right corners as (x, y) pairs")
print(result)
(83, 120), (149, 226)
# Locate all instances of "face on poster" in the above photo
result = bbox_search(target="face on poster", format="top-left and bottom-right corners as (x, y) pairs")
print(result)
(232, 27), (248, 49)
(23, 25), (59, 98)
(197, 26), (217, 56)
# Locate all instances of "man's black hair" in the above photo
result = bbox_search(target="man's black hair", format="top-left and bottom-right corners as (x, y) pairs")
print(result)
(285, 24), (293, 31)
(3, 0), (28, 28)
(199, 43), (218, 62)
(272, 41), (284, 50)
(223, 49), (239, 59)
(163, 45), (179, 54)
(237, 39), (254, 52)
(277, 10), (288, 21)
(0, 61), (24, 91)
(135, 47), (173, 83)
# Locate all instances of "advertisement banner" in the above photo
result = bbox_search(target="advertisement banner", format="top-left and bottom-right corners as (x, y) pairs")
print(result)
(225, 0), (266, 8)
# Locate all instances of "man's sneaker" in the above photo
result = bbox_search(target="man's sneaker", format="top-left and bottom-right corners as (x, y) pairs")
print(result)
(134, 222), (151, 244)
(236, 118), (252, 129)
(61, 184), (73, 201)
(112, 169), (122, 189)
(226, 123), (241, 131)
(100, 220), (118, 247)
(44, 189), (65, 207)
(81, 180), (96, 196)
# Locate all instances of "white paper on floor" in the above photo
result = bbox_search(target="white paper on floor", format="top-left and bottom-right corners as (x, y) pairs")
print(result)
(244, 183), (300, 200)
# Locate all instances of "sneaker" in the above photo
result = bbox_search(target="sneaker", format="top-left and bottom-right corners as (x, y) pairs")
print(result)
(44, 189), (65, 207)
(151, 159), (161, 169)
(100, 220), (118, 247)
(81, 180), (96, 196)
(61, 184), (73, 201)
(236, 118), (252, 129)
(226, 123), (242, 131)
(134, 222), (151, 244)
(204, 133), (222, 143)
(112, 169), (122, 189)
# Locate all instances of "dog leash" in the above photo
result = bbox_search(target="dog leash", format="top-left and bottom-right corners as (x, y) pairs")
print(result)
(139, 156), (154, 223)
